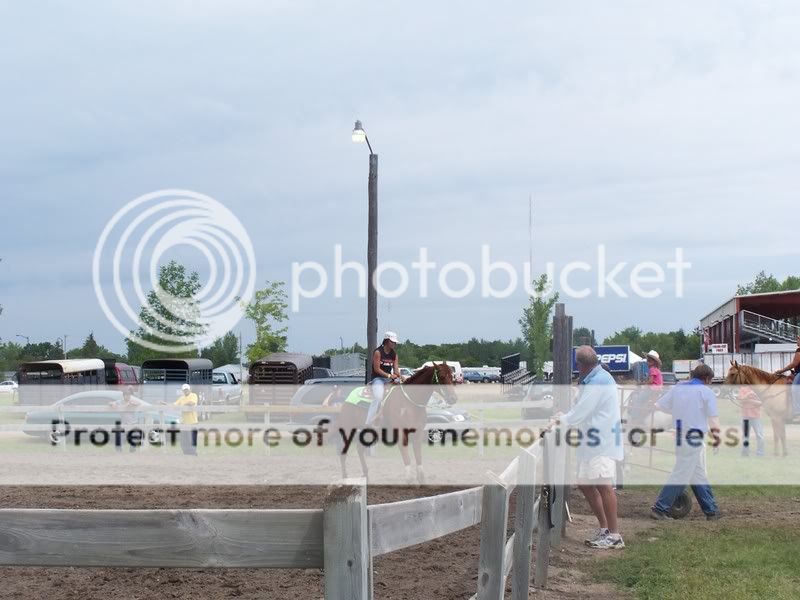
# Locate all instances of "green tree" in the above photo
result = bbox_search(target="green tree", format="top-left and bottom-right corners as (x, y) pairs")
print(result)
(126, 261), (203, 364)
(736, 270), (782, 295)
(519, 274), (559, 378)
(603, 326), (643, 348)
(572, 326), (593, 346)
(0, 341), (24, 373)
(243, 281), (288, 363)
(68, 333), (123, 360)
(201, 332), (240, 367)
(737, 271), (800, 295)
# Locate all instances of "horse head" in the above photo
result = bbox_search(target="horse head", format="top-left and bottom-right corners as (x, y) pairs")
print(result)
(430, 362), (458, 405)
(725, 360), (743, 385)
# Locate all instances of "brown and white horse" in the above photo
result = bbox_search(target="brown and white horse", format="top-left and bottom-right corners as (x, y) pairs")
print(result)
(725, 362), (792, 457)
(335, 363), (457, 484)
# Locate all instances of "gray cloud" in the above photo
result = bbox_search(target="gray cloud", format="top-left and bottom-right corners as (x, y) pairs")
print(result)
(1, 1), (798, 354)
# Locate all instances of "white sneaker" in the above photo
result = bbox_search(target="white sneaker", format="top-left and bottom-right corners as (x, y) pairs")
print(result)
(589, 533), (625, 549)
(584, 528), (609, 546)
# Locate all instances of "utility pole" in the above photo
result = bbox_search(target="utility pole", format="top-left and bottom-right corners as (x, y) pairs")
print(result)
(366, 151), (378, 381)
(238, 331), (243, 383)
(352, 120), (378, 383)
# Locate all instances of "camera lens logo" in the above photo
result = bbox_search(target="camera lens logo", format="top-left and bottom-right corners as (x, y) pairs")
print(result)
(92, 190), (256, 352)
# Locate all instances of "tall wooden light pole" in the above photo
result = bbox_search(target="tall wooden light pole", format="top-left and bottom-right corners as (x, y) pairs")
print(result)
(352, 120), (378, 383)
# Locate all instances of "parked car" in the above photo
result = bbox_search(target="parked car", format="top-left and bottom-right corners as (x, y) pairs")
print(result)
(399, 367), (415, 378)
(288, 377), (470, 443)
(661, 372), (678, 385)
(22, 390), (180, 441)
(462, 370), (483, 383)
(212, 369), (243, 405)
(0, 380), (19, 396)
(312, 367), (335, 379)
(521, 381), (555, 419)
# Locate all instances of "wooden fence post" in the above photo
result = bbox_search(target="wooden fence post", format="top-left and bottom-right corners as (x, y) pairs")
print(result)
(324, 479), (371, 600)
(534, 435), (552, 589)
(476, 477), (510, 600)
(552, 303), (573, 544)
(511, 448), (537, 600)
(550, 433), (568, 548)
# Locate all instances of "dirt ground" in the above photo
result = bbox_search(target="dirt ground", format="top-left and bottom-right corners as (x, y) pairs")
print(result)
(0, 485), (798, 600)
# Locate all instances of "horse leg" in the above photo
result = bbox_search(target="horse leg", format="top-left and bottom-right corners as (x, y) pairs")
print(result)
(398, 424), (415, 484)
(776, 418), (788, 457)
(411, 425), (425, 485)
(357, 440), (369, 481)
(771, 417), (780, 457)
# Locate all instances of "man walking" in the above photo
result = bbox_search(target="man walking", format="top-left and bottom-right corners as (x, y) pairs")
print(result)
(555, 346), (625, 549)
(651, 364), (721, 520)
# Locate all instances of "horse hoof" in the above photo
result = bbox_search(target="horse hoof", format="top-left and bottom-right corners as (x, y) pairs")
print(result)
(404, 467), (415, 485)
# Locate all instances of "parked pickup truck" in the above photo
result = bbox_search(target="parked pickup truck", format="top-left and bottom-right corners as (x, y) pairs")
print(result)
(212, 369), (243, 405)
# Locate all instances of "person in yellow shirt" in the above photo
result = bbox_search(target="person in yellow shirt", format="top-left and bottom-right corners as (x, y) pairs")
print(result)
(173, 383), (199, 455)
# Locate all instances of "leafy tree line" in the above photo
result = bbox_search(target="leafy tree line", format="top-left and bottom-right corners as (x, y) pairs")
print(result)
(1, 260), (289, 372)
(2, 268), (791, 375)
(736, 270), (800, 295)
(320, 338), (527, 369)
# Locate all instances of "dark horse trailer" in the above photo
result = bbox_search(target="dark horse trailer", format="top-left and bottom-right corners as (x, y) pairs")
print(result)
(16, 359), (106, 405)
(248, 353), (314, 422)
(140, 358), (213, 418)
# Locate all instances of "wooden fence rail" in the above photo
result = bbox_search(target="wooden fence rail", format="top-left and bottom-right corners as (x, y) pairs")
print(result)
(0, 431), (569, 600)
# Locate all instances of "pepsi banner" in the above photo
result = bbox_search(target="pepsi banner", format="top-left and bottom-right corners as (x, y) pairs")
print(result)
(572, 345), (630, 372)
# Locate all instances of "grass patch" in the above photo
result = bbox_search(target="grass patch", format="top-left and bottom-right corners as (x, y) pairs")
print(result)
(594, 524), (800, 600)
(621, 484), (800, 499)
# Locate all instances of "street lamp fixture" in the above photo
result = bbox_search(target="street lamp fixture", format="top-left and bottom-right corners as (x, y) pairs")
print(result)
(16, 334), (30, 345)
(351, 120), (373, 154)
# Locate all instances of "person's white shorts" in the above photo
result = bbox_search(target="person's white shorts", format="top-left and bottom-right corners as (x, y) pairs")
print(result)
(577, 456), (617, 481)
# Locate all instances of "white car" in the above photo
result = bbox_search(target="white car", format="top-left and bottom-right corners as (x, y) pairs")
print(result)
(212, 370), (243, 405)
(0, 380), (18, 395)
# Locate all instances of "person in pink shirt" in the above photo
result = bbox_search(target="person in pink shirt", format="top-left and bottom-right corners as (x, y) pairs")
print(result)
(739, 386), (765, 457)
(646, 350), (664, 388)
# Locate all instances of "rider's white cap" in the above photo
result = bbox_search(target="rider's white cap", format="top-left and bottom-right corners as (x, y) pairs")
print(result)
(384, 331), (399, 343)
(181, 383), (191, 391)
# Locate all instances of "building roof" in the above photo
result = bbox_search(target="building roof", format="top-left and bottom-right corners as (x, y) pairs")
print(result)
(700, 289), (800, 323)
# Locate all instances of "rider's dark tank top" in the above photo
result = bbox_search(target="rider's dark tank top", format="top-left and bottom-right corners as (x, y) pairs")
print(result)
(372, 345), (396, 380)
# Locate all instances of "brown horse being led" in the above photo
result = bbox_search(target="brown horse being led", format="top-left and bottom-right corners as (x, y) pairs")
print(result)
(335, 363), (457, 484)
(725, 361), (792, 457)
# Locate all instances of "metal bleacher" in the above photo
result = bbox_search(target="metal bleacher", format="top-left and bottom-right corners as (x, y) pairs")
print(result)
(740, 310), (800, 345)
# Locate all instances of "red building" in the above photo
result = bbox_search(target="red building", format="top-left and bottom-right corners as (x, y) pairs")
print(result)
(700, 290), (800, 353)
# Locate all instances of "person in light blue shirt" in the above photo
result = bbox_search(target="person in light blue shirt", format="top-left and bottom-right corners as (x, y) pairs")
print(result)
(651, 364), (721, 520)
(555, 346), (624, 549)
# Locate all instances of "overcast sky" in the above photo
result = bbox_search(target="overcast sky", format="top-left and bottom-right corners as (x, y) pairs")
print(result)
(1, 1), (798, 357)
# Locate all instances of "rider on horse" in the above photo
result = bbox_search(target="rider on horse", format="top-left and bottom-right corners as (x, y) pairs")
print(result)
(367, 331), (402, 424)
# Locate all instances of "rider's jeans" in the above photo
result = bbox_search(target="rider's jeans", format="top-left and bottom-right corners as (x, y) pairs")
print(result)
(368, 377), (391, 423)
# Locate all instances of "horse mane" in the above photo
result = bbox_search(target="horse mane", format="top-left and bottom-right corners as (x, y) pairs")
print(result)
(734, 363), (785, 384)
(405, 365), (435, 384)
